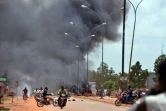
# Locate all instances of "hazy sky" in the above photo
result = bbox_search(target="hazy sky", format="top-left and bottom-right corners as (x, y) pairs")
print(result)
(89, 0), (166, 73)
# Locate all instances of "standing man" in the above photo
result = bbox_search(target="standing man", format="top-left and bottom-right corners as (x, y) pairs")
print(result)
(43, 87), (48, 102)
(100, 87), (104, 99)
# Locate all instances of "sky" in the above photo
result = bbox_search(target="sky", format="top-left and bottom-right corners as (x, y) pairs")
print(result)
(89, 0), (166, 73)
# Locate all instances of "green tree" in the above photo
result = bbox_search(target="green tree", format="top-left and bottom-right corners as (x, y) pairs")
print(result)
(103, 80), (113, 89)
(153, 54), (166, 82)
(130, 61), (149, 89)
(130, 61), (142, 88)
(89, 62), (114, 88)
(89, 70), (101, 88)
(96, 62), (111, 86)
(139, 69), (149, 88)
(109, 67), (115, 74)
(103, 80), (117, 91)
(88, 70), (97, 82)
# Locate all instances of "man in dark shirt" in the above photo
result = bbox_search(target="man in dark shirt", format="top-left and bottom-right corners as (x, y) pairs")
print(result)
(126, 85), (133, 104)
(43, 87), (48, 98)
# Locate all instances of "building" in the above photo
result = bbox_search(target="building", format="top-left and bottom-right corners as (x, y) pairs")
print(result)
(145, 72), (156, 89)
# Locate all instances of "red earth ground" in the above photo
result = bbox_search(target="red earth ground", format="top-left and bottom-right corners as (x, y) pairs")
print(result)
(0, 97), (45, 111)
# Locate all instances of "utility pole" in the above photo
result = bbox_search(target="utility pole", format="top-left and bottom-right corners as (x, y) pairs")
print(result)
(122, 0), (126, 91)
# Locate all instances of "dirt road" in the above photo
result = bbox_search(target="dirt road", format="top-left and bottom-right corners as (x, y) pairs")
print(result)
(3, 97), (130, 111)
(44, 98), (129, 111)
(2, 97), (45, 111)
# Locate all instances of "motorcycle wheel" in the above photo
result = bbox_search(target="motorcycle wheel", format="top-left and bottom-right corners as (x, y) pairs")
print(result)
(115, 100), (122, 106)
(60, 102), (63, 109)
(53, 100), (58, 107)
(37, 101), (44, 107)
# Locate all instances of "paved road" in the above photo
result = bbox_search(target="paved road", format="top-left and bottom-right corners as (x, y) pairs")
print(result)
(44, 98), (129, 111)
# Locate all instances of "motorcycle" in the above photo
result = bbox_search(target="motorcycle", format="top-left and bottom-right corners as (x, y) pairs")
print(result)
(58, 94), (67, 109)
(53, 97), (58, 107)
(37, 95), (55, 107)
(115, 92), (138, 106)
(35, 94), (42, 102)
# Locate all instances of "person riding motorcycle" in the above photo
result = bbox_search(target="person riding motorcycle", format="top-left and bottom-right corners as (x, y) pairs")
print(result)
(43, 87), (48, 102)
(34, 88), (38, 94)
(38, 87), (43, 97)
(125, 85), (133, 104)
(58, 86), (68, 106)
(22, 87), (28, 100)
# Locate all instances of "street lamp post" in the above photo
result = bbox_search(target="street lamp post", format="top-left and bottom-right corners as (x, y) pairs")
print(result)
(139, 73), (141, 90)
(70, 22), (89, 94)
(69, 22), (105, 95)
(81, 5), (124, 88)
(127, 0), (143, 85)
(64, 33), (96, 89)
(76, 45), (80, 89)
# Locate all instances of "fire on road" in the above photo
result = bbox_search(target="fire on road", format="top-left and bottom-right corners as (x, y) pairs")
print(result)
(44, 98), (129, 111)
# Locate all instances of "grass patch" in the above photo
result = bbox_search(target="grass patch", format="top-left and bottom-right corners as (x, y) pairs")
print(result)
(0, 107), (10, 111)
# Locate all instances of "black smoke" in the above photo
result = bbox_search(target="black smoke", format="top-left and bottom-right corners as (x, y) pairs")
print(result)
(0, 0), (129, 92)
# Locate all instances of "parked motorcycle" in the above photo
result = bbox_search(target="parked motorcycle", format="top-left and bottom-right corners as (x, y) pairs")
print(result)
(58, 94), (67, 109)
(115, 92), (138, 106)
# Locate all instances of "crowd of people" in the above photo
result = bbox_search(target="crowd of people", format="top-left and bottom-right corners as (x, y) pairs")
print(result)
(32, 86), (68, 105)
(21, 58), (166, 111)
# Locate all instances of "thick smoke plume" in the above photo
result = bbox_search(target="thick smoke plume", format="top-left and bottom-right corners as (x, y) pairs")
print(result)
(0, 0), (128, 92)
